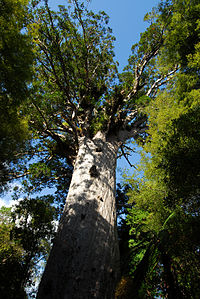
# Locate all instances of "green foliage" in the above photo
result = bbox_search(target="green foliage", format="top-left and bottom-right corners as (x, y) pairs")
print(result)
(0, 0), (33, 192)
(125, 3), (200, 295)
(158, 0), (200, 66)
(28, 0), (117, 138)
(0, 198), (58, 298)
(12, 0), (199, 206)
(0, 0), (33, 103)
(116, 184), (133, 276)
(0, 206), (27, 298)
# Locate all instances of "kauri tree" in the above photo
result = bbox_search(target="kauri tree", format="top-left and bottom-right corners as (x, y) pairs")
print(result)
(2, 0), (200, 297)
(26, 0), (199, 297)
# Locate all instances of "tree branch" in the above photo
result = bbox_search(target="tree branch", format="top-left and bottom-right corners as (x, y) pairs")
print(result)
(123, 109), (138, 128)
(124, 47), (161, 104)
(146, 65), (179, 96)
(118, 116), (148, 143)
(120, 145), (137, 168)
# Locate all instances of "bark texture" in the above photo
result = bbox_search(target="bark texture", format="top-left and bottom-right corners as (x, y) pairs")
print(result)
(37, 134), (120, 299)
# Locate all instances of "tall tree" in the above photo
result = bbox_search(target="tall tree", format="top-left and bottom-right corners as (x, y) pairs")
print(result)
(3, 0), (199, 297)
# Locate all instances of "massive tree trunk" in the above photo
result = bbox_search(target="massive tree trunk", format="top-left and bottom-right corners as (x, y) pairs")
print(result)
(37, 133), (120, 299)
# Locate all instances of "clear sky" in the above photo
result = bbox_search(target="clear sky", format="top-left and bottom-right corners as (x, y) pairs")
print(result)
(48, 0), (160, 69)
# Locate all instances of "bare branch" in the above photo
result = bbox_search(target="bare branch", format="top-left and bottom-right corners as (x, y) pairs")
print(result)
(6, 170), (30, 181)
(123, 109), (138, 127)
(120, 145), (137, 169)
(146, 65), (179, 96)
(124, 47), (161, 104)
(133, 48), (160, 93)
(123, 144), (136, 152)
(73, 0), (90, 85)
(32, 101), (79, 149)
(118, 116), (148, 143)
(60, 113), (79, 146)
(32, 102), (49, 129)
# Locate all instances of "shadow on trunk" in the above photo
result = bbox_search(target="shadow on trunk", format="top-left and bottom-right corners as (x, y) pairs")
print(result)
(37, 199), (119, 299)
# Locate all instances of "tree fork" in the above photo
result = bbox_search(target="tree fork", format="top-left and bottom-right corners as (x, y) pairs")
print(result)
(37, 133), (120, 298)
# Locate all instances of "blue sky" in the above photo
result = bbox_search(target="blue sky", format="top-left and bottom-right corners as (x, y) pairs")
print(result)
(88, 0), (160, 69)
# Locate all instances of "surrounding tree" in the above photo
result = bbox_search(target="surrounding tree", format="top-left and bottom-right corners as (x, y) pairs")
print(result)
(125, 105), (200, 298)
(123, 2), (200, 296)
(0, 198), (58, 299)
(0, 0), (33, 192)
(0, 206), (27, 298)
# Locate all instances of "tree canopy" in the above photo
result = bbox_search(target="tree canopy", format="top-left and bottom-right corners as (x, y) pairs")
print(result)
(6, 0), (187, 200)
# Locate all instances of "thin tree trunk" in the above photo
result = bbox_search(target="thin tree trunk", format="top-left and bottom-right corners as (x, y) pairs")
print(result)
(37, 134), (120, 299)
(161, 251), (183, 299)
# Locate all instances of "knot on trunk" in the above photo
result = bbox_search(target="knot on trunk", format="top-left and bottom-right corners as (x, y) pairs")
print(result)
(96, 147), (102, 152)
(81, 213), (86, 220)
(89, 165), (99, 178)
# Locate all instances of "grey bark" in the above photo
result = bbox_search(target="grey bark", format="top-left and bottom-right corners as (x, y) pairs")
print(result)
(37, 133), (120, 299)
